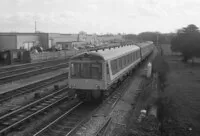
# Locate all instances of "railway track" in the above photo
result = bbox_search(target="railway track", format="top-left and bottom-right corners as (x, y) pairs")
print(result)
(0, 62), (69, 85)
(0, 58), (67, 73)
(0, 73), (68, 103)
(0, 62), (69, 79)
(0, 86), (70, 135)
(33, 69), (135, 136)
(33, 102), (98, 136)
(32, 52), (152, 136)
(95, 117), (112, 136)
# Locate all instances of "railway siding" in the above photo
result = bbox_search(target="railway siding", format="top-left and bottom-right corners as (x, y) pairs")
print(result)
(0, 86), (70, 135)
(0, 67), (68, 94)
(0, 63), (68, 85)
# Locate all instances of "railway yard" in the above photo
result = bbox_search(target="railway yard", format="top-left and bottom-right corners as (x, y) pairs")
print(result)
(0, 43), (199, 136)
(1, 0), (200, 135)
(0, 42), (156, 136)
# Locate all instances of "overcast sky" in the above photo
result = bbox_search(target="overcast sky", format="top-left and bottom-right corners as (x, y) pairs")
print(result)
(0, 0), (200, 34)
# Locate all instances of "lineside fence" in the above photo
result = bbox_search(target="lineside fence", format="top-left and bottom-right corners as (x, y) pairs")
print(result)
(30, 50), (86, 63)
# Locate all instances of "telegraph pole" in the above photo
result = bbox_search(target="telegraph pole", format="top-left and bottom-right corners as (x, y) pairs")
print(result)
(157, 33), (163, 56)
(156, 33), (159, 46)
(35, 20), (37, 33)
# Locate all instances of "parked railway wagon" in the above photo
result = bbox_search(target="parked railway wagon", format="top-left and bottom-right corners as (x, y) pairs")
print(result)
(68, 42), (154, 101)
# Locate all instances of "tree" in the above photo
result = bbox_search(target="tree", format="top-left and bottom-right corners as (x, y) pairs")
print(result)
(123, 34), (137, 41)
(137, 32), (174, 44)
(171, 24), (200, 62)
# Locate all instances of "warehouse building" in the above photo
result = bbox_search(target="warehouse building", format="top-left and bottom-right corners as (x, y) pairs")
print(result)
(48, 33), (77, 50)
(0, 33), (48, 51)
(0, 33), (79, 51)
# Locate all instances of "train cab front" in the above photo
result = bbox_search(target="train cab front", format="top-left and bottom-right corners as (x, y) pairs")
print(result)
(68, 53), (105, 101)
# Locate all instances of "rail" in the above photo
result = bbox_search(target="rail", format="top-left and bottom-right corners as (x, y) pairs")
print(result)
(0, 62), (68, 85)
(33, 102), (83, 136)
(0, 73), (68, 103)
(0, 86), (69, 135)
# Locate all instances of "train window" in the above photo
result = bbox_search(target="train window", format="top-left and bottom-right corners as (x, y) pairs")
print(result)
(126, 56), (128, 65)
(125, 55), (127, 65)
(71, 63), (80, 78)
(137, 51), (138, 58)
(138, 51), (140, 58)
(119, 58), (122, 69)
(136, 52), (137, 58)
(129, 54), (132, 63)
(107, 63), (110, 75)
(123, 56), (126, 66)
(71, 63), (74, 75)
(111, 60), (114, 73)
(124, 56), (126, 65)
(80, 63), (90, 78)
(111, 59), (117, 75)
(123, 56), (126, 67)
(91, 63), (102, 79)
(132, 53), (134, 61)
(117, 58), (120, 69)
(127, 55), (129, 64)
(114, 59), (118, 72)
(71, 62), (102, 79)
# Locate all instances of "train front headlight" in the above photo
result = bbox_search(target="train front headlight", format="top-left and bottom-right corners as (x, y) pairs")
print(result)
(96, 84), (100, 89)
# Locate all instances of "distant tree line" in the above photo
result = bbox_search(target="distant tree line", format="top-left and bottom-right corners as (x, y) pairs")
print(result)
(123, 32), (175, 44)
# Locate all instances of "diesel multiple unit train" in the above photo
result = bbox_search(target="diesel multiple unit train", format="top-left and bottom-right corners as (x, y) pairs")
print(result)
(68, 41), (154, 100)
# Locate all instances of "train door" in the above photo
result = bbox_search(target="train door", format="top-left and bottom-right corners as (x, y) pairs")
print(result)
(106, 62), (111, 83)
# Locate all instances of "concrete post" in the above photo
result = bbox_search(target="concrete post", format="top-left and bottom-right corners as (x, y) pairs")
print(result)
(147, 62), (152, 78)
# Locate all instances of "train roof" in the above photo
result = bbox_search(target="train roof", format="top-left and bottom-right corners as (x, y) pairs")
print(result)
(70, 45), (140, 61)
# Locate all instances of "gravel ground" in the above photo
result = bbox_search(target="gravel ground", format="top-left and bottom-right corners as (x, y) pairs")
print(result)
(104, 78), (143, 136)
